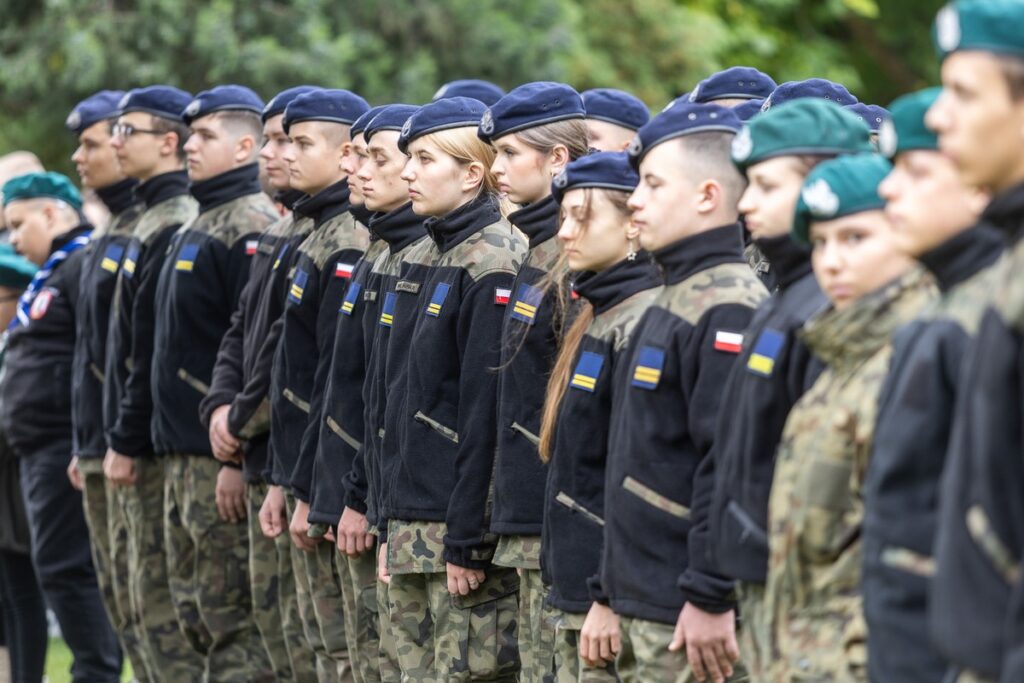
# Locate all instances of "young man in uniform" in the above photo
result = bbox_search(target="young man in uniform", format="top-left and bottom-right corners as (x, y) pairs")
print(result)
(582, 88), (650, 152)
(150, 85), (278, 681)
(63, 90), (149, 680)
(201, 84), (321, 682)
(1, 172), (122, 682)
(925, 1), (1024, 680)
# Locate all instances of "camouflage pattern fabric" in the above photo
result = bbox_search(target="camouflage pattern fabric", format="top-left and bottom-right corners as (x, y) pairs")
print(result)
(311, 540), (354, 681)
(163, 454), (274, 682)
(616, 617), (695, 683)
(493, 535), (552, 682)
(377, 573), (403, 682)
(339, 549), (383, 683)
(272, 502), (318, 682)
(548, 609), (619, 683)
(736, 582), (769, 683)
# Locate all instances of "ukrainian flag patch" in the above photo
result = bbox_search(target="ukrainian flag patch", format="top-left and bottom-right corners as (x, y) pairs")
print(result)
(631, 346), (665, 390)
(340, 282), (362, 316)
(288, 269), (308, 305)
(747, 328), (785, 377)
(510, 283), (543, 325)
(569, 351), (604, 393)
(122, 244), (140, 279)
(426, 282), (451, 318)
(175, 243), (199, 272)
(379, 292), (397, 327)
(100, 244), (124, 273)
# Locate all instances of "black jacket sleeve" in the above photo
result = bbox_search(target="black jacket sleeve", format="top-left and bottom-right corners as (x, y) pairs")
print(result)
(200, 283), (249, 428)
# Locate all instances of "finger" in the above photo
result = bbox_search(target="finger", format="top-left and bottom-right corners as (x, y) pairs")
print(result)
(234, 494), (247, 523)
(447, 574), (458, 595)
(725, 633), (741, 663)
(216, 494), (229, 523)
(345, 532), (358, 557)
(353, 533), (366, 555)
(687, 642), (706, 683)
(579, 633), (591, 664)
(457, 576), (471, 596)
(668, 620), (686, 653)
(363, 533), (376, 553)
(712, 642), (733, 681)
(598, 634), (612, 662)
(701, 643), (724, 683)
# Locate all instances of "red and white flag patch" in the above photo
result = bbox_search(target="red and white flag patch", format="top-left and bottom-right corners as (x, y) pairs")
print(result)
(245, 240), (258, 256)
(495, 287), (511, 305)
(713, 330), (743, 354)
(335, 262), (354, 279)
(29, 288), (55, 320)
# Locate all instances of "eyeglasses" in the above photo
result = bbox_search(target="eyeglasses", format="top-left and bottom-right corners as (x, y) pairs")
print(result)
(112, 123), (163, 139)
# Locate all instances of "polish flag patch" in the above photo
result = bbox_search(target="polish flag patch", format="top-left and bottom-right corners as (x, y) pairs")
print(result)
(713, 330), (744, 354)
(335, 262), (354, 279)
(245, 240), (258, 256)
(495, 287), (511, 306)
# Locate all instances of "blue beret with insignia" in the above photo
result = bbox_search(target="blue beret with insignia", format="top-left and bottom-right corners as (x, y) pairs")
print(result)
(627, 102), (741, 169)
(792, 153), (891, 244)
(398, 97), (487, 154)
(761, 79), (858, 113)
(934, 0), (1024, 59)
(262, 86), (321, 123)
(3, 172), (83, 209)
(118, 86), (194, 123)
(733, 98), (765, 122)
(282, 89), (371, 134)
(477, 81), (585, 143)
(846, 103), (890, 133)
(182, 85), (264, 125)
(364, 104), (420, 142)
(433, 79), (505, 106)
(551, 151), (640, 205)
(352, 105), (389, 141)
(582, 88), (650, 131)
(879, 88), (941, 159)
(66, 90), (124, 135)
(688, 66), (777, 104)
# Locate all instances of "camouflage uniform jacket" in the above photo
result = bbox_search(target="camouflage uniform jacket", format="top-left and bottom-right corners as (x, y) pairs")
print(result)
(150, 163), (277, 457)
(104, 170), (197, 458)
(764, 267), (933, 682)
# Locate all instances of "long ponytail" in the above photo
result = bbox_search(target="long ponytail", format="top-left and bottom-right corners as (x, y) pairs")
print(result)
(538, 302), (593, 463)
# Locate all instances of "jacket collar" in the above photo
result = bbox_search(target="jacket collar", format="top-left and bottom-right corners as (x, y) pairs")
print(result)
(652, 223), (746, 286)
(573, 254), (661, 314)
(189, 163), (262, 213)
(135, 170), (190, 209)
(425, 194), (502, 253)
(508, 194), (559, 248)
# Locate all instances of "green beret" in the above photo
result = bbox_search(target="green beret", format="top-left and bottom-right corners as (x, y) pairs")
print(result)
(731, 99), (873, 171)
(0, 243), (37, 290)
(2, 172), (82, 210)
(878, 88), (941, 159)
(934, 0), (1024, 59)
(792, 153), (892, 245)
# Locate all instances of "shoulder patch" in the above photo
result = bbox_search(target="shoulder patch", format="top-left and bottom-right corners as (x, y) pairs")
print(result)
(631, 345), (665, 390)
(510, 282), (544, 325)
(425, 282), (452, 317)
(289, 269), (309, 305)
(713, 330), (744, 354)
(175, 243), (199, 272)
(747, 328), (785, 376)
(100, 244), (125, 273)
(121, 243), (141, 279)
(379, 292), (397, 327)
(335, 261), (355, 279)
(495, 287), (511, 306)
(340, 281), (362, 316)
(29, 287), (56, 320)
(569, 351), (605, 393)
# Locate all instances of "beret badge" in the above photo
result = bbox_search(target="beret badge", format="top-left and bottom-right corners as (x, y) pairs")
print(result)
(803, 178), (841, 218)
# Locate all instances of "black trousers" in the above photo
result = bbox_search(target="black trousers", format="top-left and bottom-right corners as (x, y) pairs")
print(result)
(0, 548), (47, 683)
(19, 453), (121, 683)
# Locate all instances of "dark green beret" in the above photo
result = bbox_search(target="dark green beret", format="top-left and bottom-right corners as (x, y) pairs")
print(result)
(792, 153), (892, 245)
(0, 243), (37, 290)
(731, 99), (873, 172)
(878, 88), (941, 159)
(2, 172), (83, 210)
(934, 0), (1024, 59)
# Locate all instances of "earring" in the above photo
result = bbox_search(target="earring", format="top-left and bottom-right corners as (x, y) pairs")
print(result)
(627, 238), (637, 262)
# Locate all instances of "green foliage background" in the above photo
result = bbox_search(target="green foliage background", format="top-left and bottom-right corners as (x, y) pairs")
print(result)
(0, 0), (944, 174)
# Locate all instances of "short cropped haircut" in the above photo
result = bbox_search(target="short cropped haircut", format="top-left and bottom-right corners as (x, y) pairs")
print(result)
(676, 132), (748, 210)
(150, 115), (192, 162)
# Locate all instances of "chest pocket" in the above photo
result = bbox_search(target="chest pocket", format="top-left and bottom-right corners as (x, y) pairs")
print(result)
(122, 244), (141, 279)
(175, 243), (199, 272)
(569, 351), (604, 393)
(379, 292), (396, 327)
(100, 244), (125, 274)
(289, 269), (309, 305)
(340, 282), (362, 316)
(425, 282), (452, 318)
(510, 282), (543, 325)
(747, 328), (785, 377)
(631, 345), (665, 391)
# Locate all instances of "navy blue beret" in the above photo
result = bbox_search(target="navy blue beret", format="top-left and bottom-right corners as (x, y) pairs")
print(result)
(845, 103), (890, 133)
(689, 67), (777, 103)
(552, 151), (640, 205)
(282, 89), (371, 134)
(761, 79), (858, 113)
(627, 101), (741, 168)
(433, 79), (505, 106)
(117, 86), (193, 123)
(733, 98), (765, 122)
(582, 88), (650, 131)
(262, 86), (321, 123)
(352, 105), (389, 140)
(478, 81), (585, 142)
(66, 90), (124, 134)
(364, 104), (419, 142)
(398, 97), (486, 154)
(182, 85), (264, 125)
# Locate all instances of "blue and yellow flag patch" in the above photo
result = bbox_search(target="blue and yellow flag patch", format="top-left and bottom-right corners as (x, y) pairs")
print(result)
(569, 351), (604, 393)
(340, 282), (362, 316)
(379, 292), (397, 327)
(100, 244), (124, 273)
(510, 282), (543, 325)
(426, 282), (451, 318)
(274, 243), (290, 271)
(175, 243), (199, 272)
(121, 244), (140, 279)
(747, 328), (785, 377)
(631, 346), (665, 390)
(288, 269), (308, 305)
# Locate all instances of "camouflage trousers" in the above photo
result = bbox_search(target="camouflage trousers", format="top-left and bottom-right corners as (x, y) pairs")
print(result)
(377, 566), (403, 682)
(494, 535), (553, 683)
(284, 492), (352, 682)
(339, 548), (383, 683)
(247, 482), (317, 682)
(163, 454), (273, 682)
(616, 616), (748, 683)
(736, 582), (768, 682)
(548, 609), (619, 683)
(387, 519), (521, 682)
(122, 456), (205, 682)
(79, 459), (151, 681)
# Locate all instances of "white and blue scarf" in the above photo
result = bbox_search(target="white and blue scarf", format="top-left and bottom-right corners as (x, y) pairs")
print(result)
(9, 231), (91, 330)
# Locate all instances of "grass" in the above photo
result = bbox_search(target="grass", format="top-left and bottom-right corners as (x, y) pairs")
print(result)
(45, 638), (133, 683)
